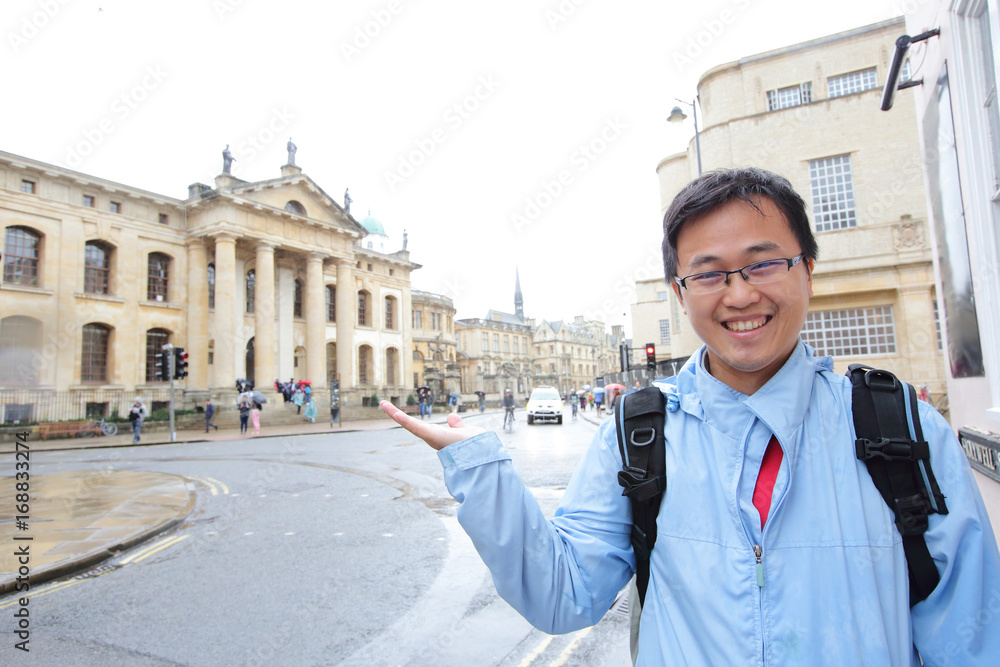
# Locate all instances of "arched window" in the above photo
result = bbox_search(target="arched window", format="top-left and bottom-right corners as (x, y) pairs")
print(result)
(0, 316), (43, 385)
(84, 241), (113, 295)
(246, 269), (256, 313)
(325, 285), (336, 322)
(145, 328), (170, 383)
(357, 290), (370, 327)
(81, 323), (110, 383)
(207, 263), (215, 309)
(386, 347), (397, 385)
(412, 350), (424, 362)
(294, 279), (303, 318)
(358, 345), (373, 385)
(284, 200), (306, 215)
(294, 346), (305, 370)
(384, 296), (396, 330)
(3, 226), (41, 286)
(208, 339), (214, 365)
(326, 342), (337, 381)
(147, 253), (170, 301)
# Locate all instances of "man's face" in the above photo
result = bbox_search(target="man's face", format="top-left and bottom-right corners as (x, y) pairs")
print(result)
(672, 197), (813, 395)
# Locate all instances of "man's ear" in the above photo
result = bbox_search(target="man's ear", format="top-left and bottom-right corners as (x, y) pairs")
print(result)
(805, 257), (814, 297)
(671, 281), (686, 312)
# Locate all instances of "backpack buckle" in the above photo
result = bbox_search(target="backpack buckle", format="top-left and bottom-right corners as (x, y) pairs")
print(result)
(864, 368), (898, 391)
(855, 437), (930, 462)
(895, 492), (932, 535)
(630, 427), (656, 447)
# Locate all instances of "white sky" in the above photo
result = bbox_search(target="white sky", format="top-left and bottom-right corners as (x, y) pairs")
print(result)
(3, 0), (906, 336)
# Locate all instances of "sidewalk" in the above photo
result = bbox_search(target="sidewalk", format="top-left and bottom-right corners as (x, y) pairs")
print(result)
(0, 409), (499, 595)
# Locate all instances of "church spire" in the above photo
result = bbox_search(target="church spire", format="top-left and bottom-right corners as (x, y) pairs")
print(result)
(514, 267), (524, 319)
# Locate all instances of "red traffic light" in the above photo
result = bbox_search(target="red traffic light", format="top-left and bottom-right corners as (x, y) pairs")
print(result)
(645, 344), (655, 356)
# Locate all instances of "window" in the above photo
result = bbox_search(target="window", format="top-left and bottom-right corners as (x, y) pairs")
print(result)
(827, 68), (878, 98)
(800, 306), (897, 357)
(367, 263), (373, 271)
(145, 329), (170, 383)
(109, 201), (121, 214)
(657, 291), (668, 301)
(514, 337), (519, 354)
(809, 155), (857, 231)
(659, 319), (671, 345)
(358, 290), (369, 326)
(285, 200), (306, 215)
(20, 180), (35, 194)
(384, 296), (395, 329)
(976, 6), (1000, 191)
(83, 194), (95, 208)
(933, 300), (943, 350)
(386, 348), (397, 385)
(3, 226), (41, 286)
(147, 253), (170, 301)
(207, 263), (215, 309)
(413, 310), (422, 328)
(293, 279), (303, 318)
(81, 323), (110, 383)
(158, 213), (169, 225)
(208, 340), (214, 365)
(766, 82), (812, 110)
(0, 316), (42, 385)
(359, 345), (372, 385)
(503, 335), (509, 353)
(294, 346), (305, 369)
(84, 241), (112, 294)
(326, 285), (336, 322)
(246, 269), (256, 313)
(493, 334), (500, 352)
(482, 332), (489, 351)
(430, 312), (441, 330)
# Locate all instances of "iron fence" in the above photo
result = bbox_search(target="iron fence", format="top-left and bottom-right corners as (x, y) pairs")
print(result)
(0, 387), (176, 425)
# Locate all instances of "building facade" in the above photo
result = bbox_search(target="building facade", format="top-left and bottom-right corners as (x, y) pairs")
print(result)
(411, 289), (459, 401)
(653, 18), (947, 406)
(532, 316), (620, 395)
(455, 310), (535, 399)
(0, 149), (417, 421)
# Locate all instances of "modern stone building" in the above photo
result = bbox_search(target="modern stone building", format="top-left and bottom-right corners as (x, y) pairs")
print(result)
(0, 148), (418, 421)
(652, 17), (947, 405)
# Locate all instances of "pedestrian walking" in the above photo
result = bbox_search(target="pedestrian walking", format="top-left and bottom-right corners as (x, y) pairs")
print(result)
(128, 397), (147, 443)
(205, 398), (218, 432)
(478, 394), (486, 413)
(292, 386), (305, 414)
(304, 396), (317, 423)
(238, 395), (251, 435)
(251, 401), (261, 435)
(378, 167), (1000, 664)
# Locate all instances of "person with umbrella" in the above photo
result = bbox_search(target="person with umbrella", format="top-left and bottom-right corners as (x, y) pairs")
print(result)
(448, 391), (461, 413)
(251, 397), (261, 435)
(417, 385), (432, 419)
(292, 384), (305, 414)
(593, 387), (605, 413)
(476, 390), (486, 413)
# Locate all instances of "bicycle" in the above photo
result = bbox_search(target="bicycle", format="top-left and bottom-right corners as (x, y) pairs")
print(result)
(81, 417), (118, 437)
(503, 406), (515, 431)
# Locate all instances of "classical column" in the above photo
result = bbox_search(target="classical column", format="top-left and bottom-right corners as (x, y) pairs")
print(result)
(276, 258), (295, 379)
(212, 233), (238, 389)
(335, 260), (354, 389)
(305, 253), (327, 386)
(186, 238), (209, 390)
(254, 242), (276, 385)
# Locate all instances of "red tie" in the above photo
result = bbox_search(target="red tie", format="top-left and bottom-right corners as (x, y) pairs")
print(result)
(752, 435), (784, 530)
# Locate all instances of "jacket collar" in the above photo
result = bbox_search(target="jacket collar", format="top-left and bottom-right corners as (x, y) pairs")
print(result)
(665, 341), (832, 444)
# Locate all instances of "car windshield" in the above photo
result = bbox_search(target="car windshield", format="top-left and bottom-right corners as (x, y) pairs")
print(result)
(531, 389), (560, 400)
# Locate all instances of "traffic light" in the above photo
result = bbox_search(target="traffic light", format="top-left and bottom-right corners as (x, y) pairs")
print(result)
(645, 343), (656, 371)
(154, 350), (170, 382)
(173, 347), (189, 379)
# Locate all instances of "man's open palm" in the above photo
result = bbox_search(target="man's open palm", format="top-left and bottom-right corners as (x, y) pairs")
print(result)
(380, 401), (485, 450)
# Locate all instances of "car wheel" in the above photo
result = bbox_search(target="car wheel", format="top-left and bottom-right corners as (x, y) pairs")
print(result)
(527, 415), (534, 425)
(557, 416), (562, 424)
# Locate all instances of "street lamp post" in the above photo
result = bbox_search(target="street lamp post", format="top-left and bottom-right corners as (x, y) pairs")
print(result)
(668, 98), (702, 176)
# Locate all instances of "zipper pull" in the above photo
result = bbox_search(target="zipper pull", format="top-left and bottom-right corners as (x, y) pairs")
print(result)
(754, 544), (764, 587)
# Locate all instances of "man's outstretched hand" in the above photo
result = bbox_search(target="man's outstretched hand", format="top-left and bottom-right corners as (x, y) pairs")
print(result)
(380, 401), (485, 450)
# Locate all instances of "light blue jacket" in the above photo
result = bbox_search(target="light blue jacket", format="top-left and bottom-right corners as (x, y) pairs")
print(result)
(437, 343), (1000, 665)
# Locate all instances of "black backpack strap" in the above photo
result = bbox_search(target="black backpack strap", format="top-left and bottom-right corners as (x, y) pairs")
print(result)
(848, 364), (948, 606)
(615, 387), (667, 609)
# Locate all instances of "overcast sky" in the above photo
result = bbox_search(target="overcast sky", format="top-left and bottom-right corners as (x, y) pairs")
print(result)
(4, 0), (906, 335)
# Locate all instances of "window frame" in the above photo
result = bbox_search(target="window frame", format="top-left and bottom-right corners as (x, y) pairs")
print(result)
(81, 323), (110, 384)
(246, 269), (256, 313)
(147, 252), (170, 302)
(84, 240), (112, 295)
(326, 285), (336, 322)
(3, 226), (42, 286)
(145, 328), (170, 383)
(809, 154), (858, 232)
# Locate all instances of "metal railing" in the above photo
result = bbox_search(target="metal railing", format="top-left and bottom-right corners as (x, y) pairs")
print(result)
(0, 388), (175, 425)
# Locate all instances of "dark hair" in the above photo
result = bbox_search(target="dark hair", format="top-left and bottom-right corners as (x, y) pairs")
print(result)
(661, 167), (818, 282)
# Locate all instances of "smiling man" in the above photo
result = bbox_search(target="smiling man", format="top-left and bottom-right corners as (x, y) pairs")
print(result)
(381, 168), (1000, 665)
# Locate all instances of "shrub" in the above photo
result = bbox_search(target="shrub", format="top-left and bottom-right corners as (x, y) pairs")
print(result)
(406, 393), (416, 406)
(369, 393), (379, 405)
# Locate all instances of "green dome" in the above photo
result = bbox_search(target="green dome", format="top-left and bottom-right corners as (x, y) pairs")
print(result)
(360, 214), (387, 236)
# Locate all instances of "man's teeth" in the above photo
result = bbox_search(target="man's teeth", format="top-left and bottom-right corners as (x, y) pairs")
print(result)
(725, 319), (766, 332)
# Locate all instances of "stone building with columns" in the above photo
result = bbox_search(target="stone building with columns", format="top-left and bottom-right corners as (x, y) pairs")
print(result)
(410, 289), (459, 400)
(0, 148), (418, 421)
(652, 18), (947, 403)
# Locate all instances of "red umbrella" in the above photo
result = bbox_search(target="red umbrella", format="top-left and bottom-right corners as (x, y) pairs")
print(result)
(604, 383), (626, 393)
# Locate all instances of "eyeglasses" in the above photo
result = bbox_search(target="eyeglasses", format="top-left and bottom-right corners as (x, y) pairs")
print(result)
(675, 255), (805, 294)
